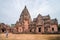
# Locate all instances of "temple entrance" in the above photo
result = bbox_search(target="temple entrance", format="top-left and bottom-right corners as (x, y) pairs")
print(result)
(1, 28), (6, 32)
(38, 28), (41, 32)
(52, 28), (54, 31)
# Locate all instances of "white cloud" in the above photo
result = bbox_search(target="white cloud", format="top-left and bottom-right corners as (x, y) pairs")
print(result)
(0, 0), (60, 24)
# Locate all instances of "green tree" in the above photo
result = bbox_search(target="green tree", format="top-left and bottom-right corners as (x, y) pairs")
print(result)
(58, 24), (60, 31)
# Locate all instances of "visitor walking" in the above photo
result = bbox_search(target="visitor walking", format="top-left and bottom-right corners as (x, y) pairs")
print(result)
(5, 31), (8, 38)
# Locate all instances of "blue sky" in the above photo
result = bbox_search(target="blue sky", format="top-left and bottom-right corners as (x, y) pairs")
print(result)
(0, 0), (60, 25)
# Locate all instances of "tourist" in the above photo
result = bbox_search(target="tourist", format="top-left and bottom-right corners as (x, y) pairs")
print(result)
(5, 31), (8, 38)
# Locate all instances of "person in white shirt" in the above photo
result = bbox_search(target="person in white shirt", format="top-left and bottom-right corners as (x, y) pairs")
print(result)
(5, 31), (8, 38)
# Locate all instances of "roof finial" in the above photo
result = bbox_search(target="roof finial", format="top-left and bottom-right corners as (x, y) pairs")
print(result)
(25, 5), (27, 8)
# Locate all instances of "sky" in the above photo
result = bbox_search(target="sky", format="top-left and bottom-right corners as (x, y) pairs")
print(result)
(0, 0), (60, 25)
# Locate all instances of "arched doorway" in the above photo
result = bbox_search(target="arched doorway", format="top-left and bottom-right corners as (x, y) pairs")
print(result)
(38, 28), (41, 32)
(1, 28), (6, 32)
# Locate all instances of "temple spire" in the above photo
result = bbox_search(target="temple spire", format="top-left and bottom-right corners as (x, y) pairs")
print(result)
(37, 13), (42, 18)
(25, 5), (27, 9)
(19, 6), (32, 22)
(23, 5), (28, 11)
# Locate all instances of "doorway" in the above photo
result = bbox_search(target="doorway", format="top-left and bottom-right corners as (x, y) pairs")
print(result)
(38, 28), (41, 32)
(1, 28), (6, 32)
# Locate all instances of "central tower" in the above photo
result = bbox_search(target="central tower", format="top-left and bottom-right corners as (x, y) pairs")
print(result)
(18, 6), (32, 33)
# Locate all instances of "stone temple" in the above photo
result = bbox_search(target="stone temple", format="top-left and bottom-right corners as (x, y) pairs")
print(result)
(12, 6), (58, 34)
(0, 6), (58, 34)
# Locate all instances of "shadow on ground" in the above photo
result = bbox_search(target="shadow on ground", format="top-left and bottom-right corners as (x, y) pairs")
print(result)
(48, 36), (60, 40)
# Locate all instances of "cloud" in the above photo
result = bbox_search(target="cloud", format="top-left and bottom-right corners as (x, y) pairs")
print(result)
(0, 0), (60, 25)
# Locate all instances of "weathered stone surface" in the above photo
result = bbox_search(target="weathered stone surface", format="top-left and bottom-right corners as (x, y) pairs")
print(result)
(0, 6), (58, 34)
